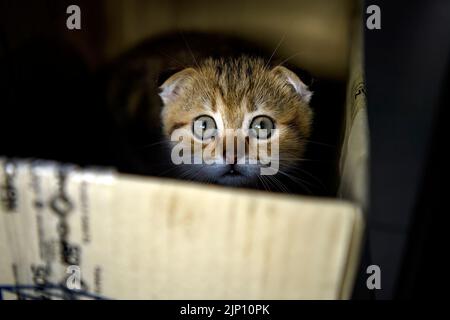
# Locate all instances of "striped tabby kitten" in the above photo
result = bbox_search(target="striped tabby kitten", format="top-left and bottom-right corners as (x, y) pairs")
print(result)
(104, 33), (317, 191)
(159, 56), (313, 187)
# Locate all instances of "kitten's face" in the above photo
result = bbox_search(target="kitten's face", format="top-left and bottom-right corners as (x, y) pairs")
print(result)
(159, 57), (313, 187)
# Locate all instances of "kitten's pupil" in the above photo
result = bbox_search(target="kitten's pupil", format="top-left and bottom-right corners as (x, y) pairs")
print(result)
(250, 116), (274, 139)
(193, 115), (217, 140)
(200, 120), (208, 139)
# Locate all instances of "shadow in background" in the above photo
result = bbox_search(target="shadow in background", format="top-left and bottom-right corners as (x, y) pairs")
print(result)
(0, 38), (113, 167)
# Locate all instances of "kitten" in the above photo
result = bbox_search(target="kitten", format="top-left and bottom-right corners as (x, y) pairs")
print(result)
(159, 56), (313, 187)
(103, 33), (320, 192)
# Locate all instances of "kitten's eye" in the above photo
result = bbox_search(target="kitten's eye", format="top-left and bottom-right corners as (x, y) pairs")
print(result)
(192, 115), (217, 140)
(250, 116), (275, 139)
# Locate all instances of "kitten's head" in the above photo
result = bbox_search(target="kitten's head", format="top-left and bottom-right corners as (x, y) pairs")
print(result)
(159, 56), (313, 187)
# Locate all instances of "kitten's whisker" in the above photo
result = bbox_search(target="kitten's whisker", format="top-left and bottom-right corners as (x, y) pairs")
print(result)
(265, 33), (286, 70)
(279, 157), (320, 162)
(178, 31), (199, 68)
(282, 126), (336, 149)
(267, 175), (290, 193)
(277, 50), (307, 66)
(157, 50), (189, 69)
(276, 169), (314, 195)
(300, 139), (336, 148)
(257, 175), (270, 191)
(179, 165), (208, 183)
(262, 175), (276, 192)
(259, 174), (271, 190)
(280, 164), (326, 191)
(178, 166), (200, 179)
(189, 168), (208, 182)
(156, 165), (183, 177)
(140, 140), (170, 149)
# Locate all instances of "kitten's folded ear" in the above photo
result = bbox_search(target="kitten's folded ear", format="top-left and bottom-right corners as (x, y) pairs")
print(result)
(271, 65), (313, 103)
(159, 68), (197, 104)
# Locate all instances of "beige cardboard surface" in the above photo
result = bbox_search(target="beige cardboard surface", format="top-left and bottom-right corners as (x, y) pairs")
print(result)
(0, 159), (363, 299)
(338, 10), (369, 211)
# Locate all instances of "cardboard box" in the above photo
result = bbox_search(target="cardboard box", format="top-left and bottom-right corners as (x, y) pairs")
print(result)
(0, 0), (368, 299)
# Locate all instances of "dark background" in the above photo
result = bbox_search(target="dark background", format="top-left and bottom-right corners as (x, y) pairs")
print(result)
(358, 0), (449, 299)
